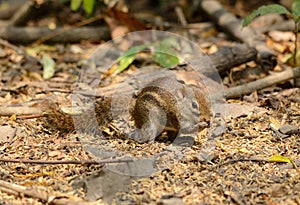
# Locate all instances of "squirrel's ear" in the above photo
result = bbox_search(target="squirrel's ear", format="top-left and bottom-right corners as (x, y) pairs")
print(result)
(177, 86), (187, 99)
(177, 79), (186, 84)
(132, 90), (139, 98)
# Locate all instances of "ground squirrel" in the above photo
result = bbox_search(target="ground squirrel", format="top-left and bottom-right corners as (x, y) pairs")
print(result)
(130, 76), (210, 143)
(44, 76), (210, 144)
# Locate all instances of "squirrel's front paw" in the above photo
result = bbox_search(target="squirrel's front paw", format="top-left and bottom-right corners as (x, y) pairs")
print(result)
(172, 135), (195, 147)
(130, 129), (150, 143)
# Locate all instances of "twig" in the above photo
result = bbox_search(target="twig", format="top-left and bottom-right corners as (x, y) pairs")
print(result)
(290, 159), (300, 174)
(40, 88), (73, 94)
(213, 157), (269, 169)
(0, 38), (38, 63)
(7, 0), (36, 26)
(16, 114), (44, 119)
(262, 194), (277, 205)
(175, 6), (190, 39)
(0, 38), (23, 53)
(0, 186), (19, 196)
(0, 106), (43, 116)
(203, 157), (269, 172)
(281, 159), (300, 170)
(0, 179), (93, 205)
(175, 6), (188, 27)
(210, 156), (300, 173)
(293, 21), (300, 87)
(0, 0), (36, 27)
(0, 158), (133, 165)
(223, 191), (244, 205)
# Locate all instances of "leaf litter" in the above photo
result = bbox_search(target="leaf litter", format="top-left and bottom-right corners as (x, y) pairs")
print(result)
(0, 39), (299, 205)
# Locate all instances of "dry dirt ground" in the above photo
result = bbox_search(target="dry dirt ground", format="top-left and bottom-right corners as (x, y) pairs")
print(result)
(0, 34), (300, 205)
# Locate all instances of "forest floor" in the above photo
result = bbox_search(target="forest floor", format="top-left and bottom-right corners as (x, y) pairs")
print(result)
(0, 1), (300, 205)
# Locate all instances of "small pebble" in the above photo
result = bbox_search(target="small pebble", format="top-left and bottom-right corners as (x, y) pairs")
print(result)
(279, 124), (299, 135)
(158, 197), (186, 205)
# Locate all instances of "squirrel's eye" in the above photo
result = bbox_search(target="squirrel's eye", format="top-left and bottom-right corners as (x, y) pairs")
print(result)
(192, 101), (198, 109)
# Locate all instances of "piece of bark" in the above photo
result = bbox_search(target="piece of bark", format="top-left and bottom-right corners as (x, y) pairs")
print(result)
(0, 26), (110, 44)
(198, 0), (277, 71)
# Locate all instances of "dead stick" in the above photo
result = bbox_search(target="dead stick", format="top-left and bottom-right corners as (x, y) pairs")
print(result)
(213, 66), (300, 99)
(0, 38), (38, 63)
(0, 26), (110, 44)
(16, 114), (44, 119)
(0, 179), (92, 205)
(30, 13), (104, 46)
(199, 0), (276, 70)
(223, 191), (244, 205)
(0, 186), (19, 196)
(175, 6), (188, 26)
(213, 158), (269, 169)
(0, 106), (43, 116)
(281, 159), (300, 170)
(290, 159), (300, 174)
(0, 158), (133, 165)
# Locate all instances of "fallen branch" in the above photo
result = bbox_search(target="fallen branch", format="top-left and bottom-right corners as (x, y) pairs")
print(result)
(31, 13), (105, 46)
(209, 44), (257, 76)
(198, 0), (277, 71)
(0, 26), (110, 44)
(213, 66), (300, 99)
(0, 158), (133, 165)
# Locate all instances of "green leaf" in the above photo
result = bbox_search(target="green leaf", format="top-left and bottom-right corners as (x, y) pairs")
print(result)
(268, 154), (291, 163)
(243, 4), (290, 27)
(292, 0), (300, 21)
(122, 44), (148, 56)
(153, 39), (179, 67)
(114, 54), (136, 74)
(160, 37), (180, 50)
(41, 54), (56, 79)
(153, 51), (179, 67)
(26, 45), (56, 56)
(286, 49), (300, 66)
(114, 44), (148, 74)
(282, 53), (293, 63)
(71, 0), (82, 11)
(83, 0), (94, 14)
